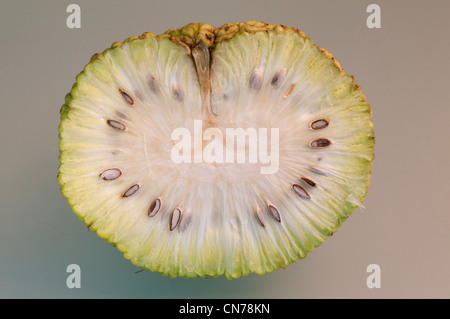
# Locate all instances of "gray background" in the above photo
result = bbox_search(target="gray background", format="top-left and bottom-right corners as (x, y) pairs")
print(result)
(0, 0), (449, 298)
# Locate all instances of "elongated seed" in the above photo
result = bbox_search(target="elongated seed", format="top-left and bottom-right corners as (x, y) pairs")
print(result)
(268, 205), (281, 223)
(169, 208), (182, 231)
(119, 88), (134, 105)
(255, 207), (266, 227)
(122, 184), (140, 198)
(311, 119), (329, 130)
(107, 119), (126, 131)
(148, 198), (161, 217)
(292, 184), (311, 199)
(311, 167), (327, 175)
(249, 68), (263, 90)
(283, 83), (296, 99)
(310, 138), (331, 148)
(99, 168), (122, 181)
(301, 177), (317, 187)
(271, 68), (287, 87)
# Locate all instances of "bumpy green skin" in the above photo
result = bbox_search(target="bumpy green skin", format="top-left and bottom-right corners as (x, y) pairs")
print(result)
(58, 21), (374, 279)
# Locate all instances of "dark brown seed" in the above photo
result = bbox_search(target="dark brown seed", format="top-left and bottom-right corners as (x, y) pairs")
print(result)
(107, 119), (126, 131)
(268, 205), (281, 223)
(99, 168), (122, 181)
(119, 88), (134, 105)
(148, 198), (161, 217)
(301, 177), (317, 187)
(310, 138), (331, 148)
(310, 119), (329, 130)
(271, 68), (286, 87)
(292, 184), (311, 199)
(169, 208), (182, 231)
(122, 184), (140, 198)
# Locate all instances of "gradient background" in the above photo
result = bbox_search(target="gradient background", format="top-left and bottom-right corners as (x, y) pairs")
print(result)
(1, 0), (449, 298)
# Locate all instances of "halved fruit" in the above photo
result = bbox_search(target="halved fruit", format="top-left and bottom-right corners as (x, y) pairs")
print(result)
(58, 21), (374, 279)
